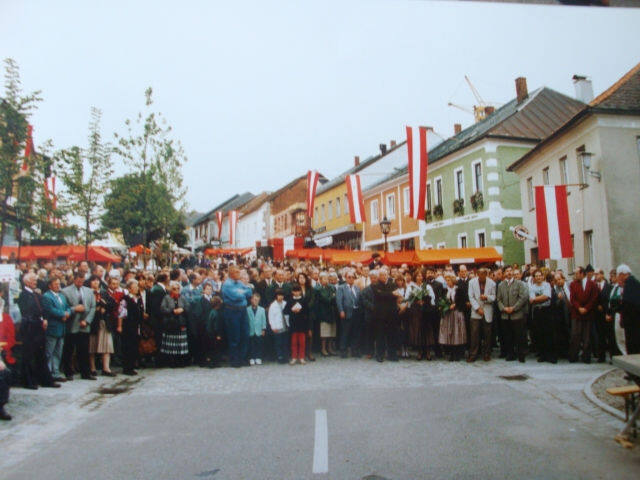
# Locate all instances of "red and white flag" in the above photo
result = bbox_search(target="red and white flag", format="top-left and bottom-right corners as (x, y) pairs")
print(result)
(216, 211), (223, 238)
(228, 210), (238, 245)
(346, 174), (366, 224)
(22, 124), (35, 171)
(406, 126), (428, 220)
(535, 185), (573, 260)
(306, 170), (320, 218)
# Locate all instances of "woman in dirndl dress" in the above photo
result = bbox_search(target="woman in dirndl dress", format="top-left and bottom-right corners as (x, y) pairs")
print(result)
(409, 270), (436, 360)
(160, 281), (189, 367)
(438, 274), (467, 361)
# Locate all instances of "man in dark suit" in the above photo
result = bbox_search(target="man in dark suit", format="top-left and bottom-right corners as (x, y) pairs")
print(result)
(616, 264), (640, 355)
(17, 273), (59, 389)
(569, 266), (600, 363)
(371, 269), (399, 362)
(336, 269), (362, 358)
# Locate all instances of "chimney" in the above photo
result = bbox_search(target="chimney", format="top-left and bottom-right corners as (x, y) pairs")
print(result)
(572, 75), (594, 103)
(515, 77), (528, 103)
(454, 123), (462, 135)
(379, 143), (387, 155)
(485, 106), (495, 115)
(390, 140), (396, 148)
(354, 155), (360, 167)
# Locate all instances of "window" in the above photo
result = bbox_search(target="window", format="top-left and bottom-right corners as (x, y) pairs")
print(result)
(335, 197), (341, 217)
(458, 234), (467, 248)
(344, 194), (349, 216)
(437, 242), (446, 249)
(527, 177), (535, 210)
(542, 167), (550, 185)
(576, 145), (587, 186)
(455, 168), (464, 200)
(371, 199), (379, 223)
(473, 161), (483, 193)
(559, 156), (568, 184)
(403, 187), (410, 215)
(476, 231), (486, 247)
(386, 193), (396, 219)
(426, 183), (432, 212)
(314, 207), (319, 225)
(435, 178), (442, 205)
(320, 204), (325, 222)
(584, 230), (594, 267)
(327, 200), (333, 220)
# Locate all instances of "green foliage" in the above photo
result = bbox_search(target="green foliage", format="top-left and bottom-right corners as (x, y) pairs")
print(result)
(470, 191), (484, 212)
(102, 173), (185, 247)
(453, 198), (465, 216)
(433, 204), (444, 220)
(58, 107), (113, 253)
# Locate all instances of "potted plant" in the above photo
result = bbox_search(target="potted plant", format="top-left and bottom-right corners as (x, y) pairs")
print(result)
(453, 198), (464, 216)
(425, 209), (433, 222)
(433, 204), (444, 220)
(470, 191), (484, 212)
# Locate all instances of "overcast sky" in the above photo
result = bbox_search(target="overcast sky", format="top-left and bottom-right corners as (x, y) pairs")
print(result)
(2, 0), (639, 214)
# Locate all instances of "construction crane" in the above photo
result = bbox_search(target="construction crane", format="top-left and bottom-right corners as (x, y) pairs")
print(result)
(448, 75), (498, 123)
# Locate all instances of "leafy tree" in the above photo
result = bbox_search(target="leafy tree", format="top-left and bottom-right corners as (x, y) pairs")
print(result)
(102, 173), (185, 258)
(113, 87), (187, 250)
(58, 107), (113, 259)
(0, 58), (42, 249)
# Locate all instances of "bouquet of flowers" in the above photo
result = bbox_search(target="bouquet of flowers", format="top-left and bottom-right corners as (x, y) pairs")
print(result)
(437, 296), (452, 316)
(408, 285), (429, 305)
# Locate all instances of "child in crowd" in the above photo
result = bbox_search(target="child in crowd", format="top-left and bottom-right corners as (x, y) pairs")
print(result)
(247, 293), (266, 365)
(285, 284), (309, 365)
(268, 289), (288, 364)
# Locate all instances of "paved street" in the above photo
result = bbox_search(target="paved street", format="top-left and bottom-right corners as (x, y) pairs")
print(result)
(1, 358), (639, 479)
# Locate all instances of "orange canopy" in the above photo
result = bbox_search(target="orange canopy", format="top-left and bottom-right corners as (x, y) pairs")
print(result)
(1, 245), (121, 263)
(69, 247), (121, 263)
(329, 250), (376, 265)
(204, 247), (253, 256)
(414, 247), (502, 265)
(129, 244), (151, 254)
(383, 251), (418, 266)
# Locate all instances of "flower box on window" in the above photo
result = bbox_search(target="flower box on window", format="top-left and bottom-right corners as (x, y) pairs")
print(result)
(433, 204), (444, 220)
(470, 191), (484, 212)
(453, 198), (464, 216)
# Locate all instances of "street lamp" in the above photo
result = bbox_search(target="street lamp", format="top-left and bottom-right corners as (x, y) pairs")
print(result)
(578, 151), (601, 182)
(379, 216), (391, 252)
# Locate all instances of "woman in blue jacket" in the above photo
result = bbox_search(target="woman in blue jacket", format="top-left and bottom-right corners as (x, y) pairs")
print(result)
(42, 277), (71, 381)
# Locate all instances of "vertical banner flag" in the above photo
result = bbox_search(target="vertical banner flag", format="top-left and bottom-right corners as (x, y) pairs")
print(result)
(346, 174), (366, 223)
(216, 211), (223, 238)
(306, 170), (320, 218)
(535, 185), (573, 260)
(406, 125), (428, 220)
(228, 210), (238, 245)
(23, 124), (35, 171)
(44, 176), (56, 224)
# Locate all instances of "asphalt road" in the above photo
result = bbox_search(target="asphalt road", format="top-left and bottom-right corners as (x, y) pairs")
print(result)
(1, 359), (639, 479)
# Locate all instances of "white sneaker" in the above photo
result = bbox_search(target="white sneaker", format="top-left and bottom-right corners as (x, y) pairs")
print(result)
(300, 359), (306, 365)
(289, 359), (296, 365)
(256, 359), (262, 365)
(249, 359), (255, 365)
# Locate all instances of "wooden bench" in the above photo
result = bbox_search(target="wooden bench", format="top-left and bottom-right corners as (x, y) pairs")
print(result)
(607, 385), (640, 447)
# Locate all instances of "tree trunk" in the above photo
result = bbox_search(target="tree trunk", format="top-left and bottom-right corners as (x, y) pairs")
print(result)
(84, 215), (90, 261)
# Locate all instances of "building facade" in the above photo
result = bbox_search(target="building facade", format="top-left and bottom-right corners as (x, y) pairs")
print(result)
(508, 63), (640, 274)
(236, 192), (271, 250)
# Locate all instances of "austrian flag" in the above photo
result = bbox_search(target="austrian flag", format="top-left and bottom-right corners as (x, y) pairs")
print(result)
(228, 210), (238, 245)
(216, 211), (223, 238)
(535, 185), (573, 260)
(306, 170), (320, 218)
(346, 174), (366, 224)
(406, 126), (428, 220)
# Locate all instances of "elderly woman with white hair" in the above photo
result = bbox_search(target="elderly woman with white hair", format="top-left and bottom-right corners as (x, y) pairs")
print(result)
(614, 264), (640, 355)
(160, 281), (189, 367)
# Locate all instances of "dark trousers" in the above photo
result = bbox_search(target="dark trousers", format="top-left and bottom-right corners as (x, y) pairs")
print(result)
(249, 335), (264, 360)
(20, 322), (54, 387)
(224, 308), (249, 367)
(122, 327), (139, 372)
(533, 307), (556, 361)
(273, 331), (289, 362)
(0, 367), (11, 406)
(569, 317), (592, 361)
(469, 317), (492, 359)
(625, 322), (640, 355)
(373, 317), (398, 360)
(594, 314), (618, 360)
(503, 317), (526, 359)
(339, 310), (362, 354)
(362, 316), (374, 356)
(61, 332), (91, 377)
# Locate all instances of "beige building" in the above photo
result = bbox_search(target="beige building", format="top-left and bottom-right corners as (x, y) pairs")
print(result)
(508, 63), (640, 274)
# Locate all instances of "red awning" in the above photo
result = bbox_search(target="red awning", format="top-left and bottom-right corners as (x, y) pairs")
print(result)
(414, 247), (502, 265)
(382, 251), (418, 266)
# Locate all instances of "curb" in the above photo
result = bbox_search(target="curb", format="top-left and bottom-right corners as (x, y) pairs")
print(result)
(582, 367), (626, 421)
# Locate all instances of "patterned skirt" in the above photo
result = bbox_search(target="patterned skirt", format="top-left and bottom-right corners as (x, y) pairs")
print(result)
(160, 331), (189, 356)
(438, 310), (467, 346)
(89, 320), (114, 354)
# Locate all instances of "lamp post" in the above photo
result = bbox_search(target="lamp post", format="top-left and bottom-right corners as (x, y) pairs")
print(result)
(379, 216), (391, 252)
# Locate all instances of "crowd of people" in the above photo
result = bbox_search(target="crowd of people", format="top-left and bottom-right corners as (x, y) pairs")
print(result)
(1, 254), (639, 422)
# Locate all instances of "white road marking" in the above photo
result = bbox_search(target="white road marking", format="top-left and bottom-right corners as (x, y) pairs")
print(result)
(313, 409), (328, 474)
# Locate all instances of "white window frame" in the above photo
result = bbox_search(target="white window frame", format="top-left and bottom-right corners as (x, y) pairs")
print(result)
(475, 229), (486, 248)
(458, 232), (468, 248)
(386, 193), (396, 219)
(425, 181), (432, 212)
(424, 244), (434, 250)
(454, 167), (465, 201)
(320, 203), (325, 222)
(335, 197), (341, 217)
(542, 167), (550, 185)
(526, 177), (535, 210)
(559, 156), (568, 184)
(371, 199), (379, 224)
(344, 194), (349, 216)
(577, 145), (588, 186)
(327, 200), (333, 220)
(437, 242), (446, 249)
(434, 176), (443, 206)
(403, 187), (410, 215)
(585, 230), (594, 266)
(471, 160), (483, 193)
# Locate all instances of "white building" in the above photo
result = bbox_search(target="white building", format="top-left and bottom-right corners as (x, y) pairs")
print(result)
(236, 192), (271, 250)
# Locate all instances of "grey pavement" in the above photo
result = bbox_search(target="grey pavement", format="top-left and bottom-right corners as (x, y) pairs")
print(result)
(1, 358), (639, 479)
